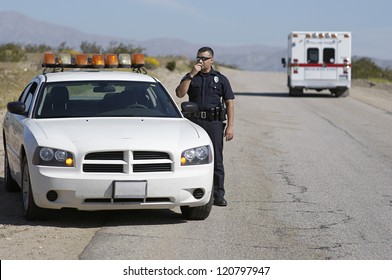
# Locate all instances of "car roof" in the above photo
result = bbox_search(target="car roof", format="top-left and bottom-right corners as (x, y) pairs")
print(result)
(42, 70), (158, 83)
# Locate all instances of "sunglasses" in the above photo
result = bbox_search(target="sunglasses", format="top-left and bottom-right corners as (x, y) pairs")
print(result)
(196, 56), (212, 62)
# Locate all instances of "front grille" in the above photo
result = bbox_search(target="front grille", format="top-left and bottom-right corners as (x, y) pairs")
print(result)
(85, 151), (123, 160)
(133, 151), (170, 160)
(133, 163), (172, 173)
(83, 164), (123, 173)
(83, 150), (173, 173)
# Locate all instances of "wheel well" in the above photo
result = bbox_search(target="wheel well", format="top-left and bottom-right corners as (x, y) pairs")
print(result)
(20, 146), (27, 166)
(4, 130), (28, 166)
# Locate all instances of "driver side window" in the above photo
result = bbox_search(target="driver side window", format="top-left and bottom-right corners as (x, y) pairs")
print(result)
(19, 82), (38, 113)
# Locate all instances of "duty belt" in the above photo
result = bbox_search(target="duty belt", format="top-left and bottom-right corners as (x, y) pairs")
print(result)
(194, 106), (226, 121)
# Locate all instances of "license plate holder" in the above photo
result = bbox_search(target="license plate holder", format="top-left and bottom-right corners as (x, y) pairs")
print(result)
(113, 180), (147, 199)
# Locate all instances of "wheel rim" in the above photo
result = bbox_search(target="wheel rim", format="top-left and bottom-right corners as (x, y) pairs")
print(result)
(22, 162), (30, 211)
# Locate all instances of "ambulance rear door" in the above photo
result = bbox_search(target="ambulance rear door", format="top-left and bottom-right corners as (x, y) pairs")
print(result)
(304, 37), (338, 82)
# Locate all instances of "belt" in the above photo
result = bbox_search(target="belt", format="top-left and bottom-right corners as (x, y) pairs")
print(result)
(193, 107), (226, 121)
(198, 111), (213, 119)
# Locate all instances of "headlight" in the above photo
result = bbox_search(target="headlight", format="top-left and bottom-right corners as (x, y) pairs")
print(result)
(181, 145), (212, 166)
(33, 147), (74, 167)
(39, 147), (54, 161)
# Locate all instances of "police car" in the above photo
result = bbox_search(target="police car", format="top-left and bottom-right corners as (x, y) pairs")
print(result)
(3, 53), (214, 220)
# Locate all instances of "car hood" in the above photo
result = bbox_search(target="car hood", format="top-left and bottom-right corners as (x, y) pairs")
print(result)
(31, 118), (202, 145)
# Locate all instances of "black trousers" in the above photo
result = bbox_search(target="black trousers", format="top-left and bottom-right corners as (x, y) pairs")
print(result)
(191, 118), (225, 199)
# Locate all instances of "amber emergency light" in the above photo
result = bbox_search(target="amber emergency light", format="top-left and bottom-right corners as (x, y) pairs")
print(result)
(105, 54), (119, 68)
(132, 53), (145, 68)
(91, 54), (105, 68)
(42, 53), (56, 67)
(75, 54), (89, 67)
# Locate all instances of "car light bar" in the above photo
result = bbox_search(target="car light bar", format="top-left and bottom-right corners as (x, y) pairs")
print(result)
(42, 52), (145, 71)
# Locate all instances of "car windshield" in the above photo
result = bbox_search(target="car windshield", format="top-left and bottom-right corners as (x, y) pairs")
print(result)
(34, 80), (181, 118)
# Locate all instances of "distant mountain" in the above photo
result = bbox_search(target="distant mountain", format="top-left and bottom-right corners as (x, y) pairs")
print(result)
(138, 38), (286, 71)
(0, 11), (286, 71)
(1, 11), (391, 71)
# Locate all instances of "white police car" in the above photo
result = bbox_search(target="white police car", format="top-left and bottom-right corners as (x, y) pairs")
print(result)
(3, 53), (214, 220)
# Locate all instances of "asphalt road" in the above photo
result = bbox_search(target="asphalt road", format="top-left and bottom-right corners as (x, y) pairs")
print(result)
(81, 71), (392, 260)
(1, 71), (391, 260)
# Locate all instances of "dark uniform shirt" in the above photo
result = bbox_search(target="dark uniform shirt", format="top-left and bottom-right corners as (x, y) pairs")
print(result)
(182, 67), (234, 111)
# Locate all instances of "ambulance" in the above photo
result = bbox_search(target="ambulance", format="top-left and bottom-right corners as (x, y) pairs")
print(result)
(282, 31), (352, 97)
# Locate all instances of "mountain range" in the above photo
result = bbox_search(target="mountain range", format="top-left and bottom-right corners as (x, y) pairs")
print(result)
(1, 11), (391, 71)
(0, 11), (286, 71)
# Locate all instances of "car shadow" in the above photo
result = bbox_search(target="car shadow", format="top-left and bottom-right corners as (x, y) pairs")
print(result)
(235, 92), (337, 98)
(0, 178), (187, 228)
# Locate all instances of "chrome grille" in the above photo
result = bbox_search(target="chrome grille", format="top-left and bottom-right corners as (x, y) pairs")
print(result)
(83, 151), (172, 173)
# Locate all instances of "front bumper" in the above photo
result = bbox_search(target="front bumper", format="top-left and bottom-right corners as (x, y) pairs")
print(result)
(29, 164), (213, 211)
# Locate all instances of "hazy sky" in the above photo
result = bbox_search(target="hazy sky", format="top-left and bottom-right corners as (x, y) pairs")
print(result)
(1, 0), (392, 59)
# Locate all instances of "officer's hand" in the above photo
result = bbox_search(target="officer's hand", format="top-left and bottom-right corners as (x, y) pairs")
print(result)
(225, 126), (234, 141)
(190, 63), (202, 76)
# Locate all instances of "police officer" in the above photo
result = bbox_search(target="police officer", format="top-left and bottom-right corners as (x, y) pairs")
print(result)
(176, 46), (234, 207)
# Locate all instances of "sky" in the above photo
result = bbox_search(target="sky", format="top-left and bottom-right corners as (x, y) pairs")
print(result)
(1, 0), (392, 59)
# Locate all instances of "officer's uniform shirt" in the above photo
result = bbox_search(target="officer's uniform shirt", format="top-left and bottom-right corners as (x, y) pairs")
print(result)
(182, 67), (234, 111)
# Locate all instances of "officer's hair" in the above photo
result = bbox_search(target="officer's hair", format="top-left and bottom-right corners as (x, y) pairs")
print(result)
(198, 46), (214, 57)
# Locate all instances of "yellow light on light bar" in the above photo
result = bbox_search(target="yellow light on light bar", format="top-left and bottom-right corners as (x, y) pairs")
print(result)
(105, 54), (118, 68)
(118, 53), (131, 67)
(43, 53), (56, 67)
(131, 53), (145, 68)
(91, 54), (105, 68)
(75, 54), (88, 67)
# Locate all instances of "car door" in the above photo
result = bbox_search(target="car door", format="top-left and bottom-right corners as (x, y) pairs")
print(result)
(4, 80), (39, 183)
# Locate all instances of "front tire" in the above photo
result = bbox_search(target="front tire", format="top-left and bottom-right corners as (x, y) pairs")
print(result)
(180, 192), (213, 220)
(21, 157), (46, 220)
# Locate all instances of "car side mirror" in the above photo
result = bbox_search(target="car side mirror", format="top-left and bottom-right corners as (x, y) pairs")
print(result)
(7, 101), (27, 116)
(281, 58), (286, 68)
(181, 102), (199, 118)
